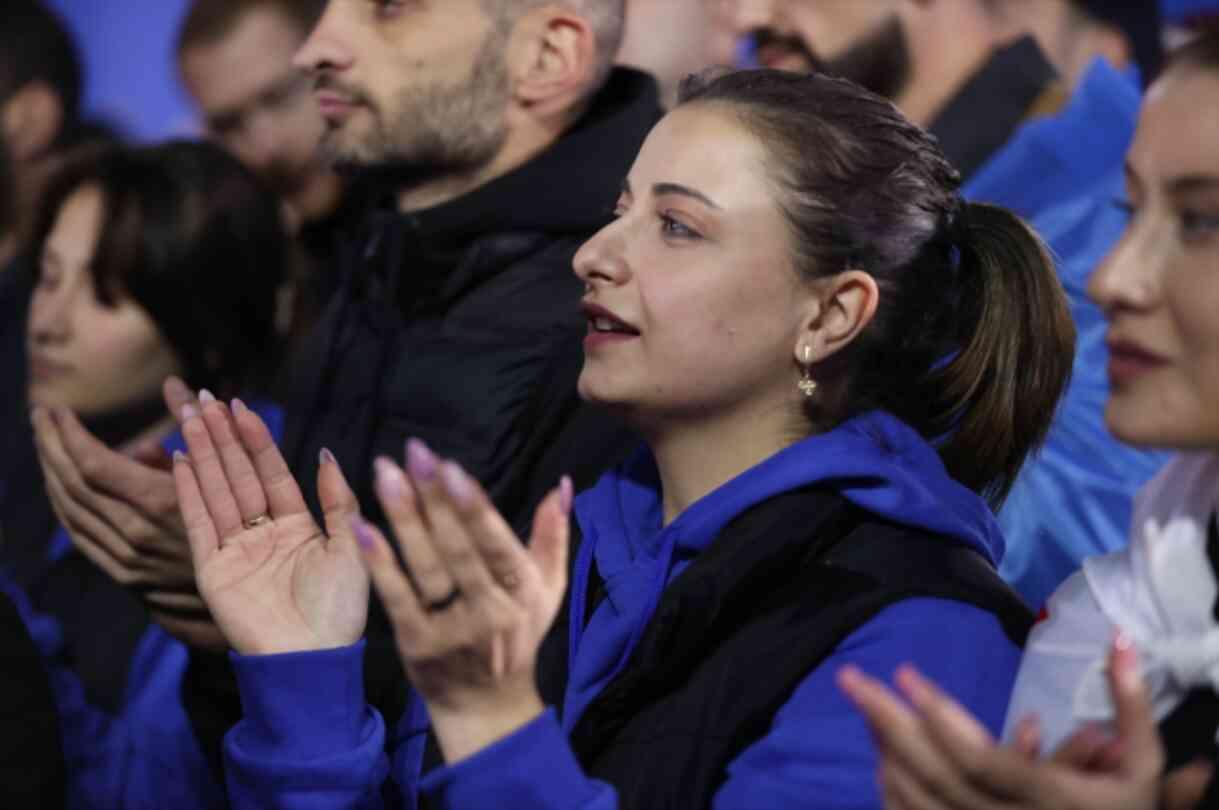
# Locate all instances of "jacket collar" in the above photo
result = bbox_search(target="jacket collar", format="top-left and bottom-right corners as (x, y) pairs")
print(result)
(929, 36), (1060, 182)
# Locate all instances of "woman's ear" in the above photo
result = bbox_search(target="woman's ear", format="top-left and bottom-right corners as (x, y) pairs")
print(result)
(505, 6), (597, 111)
(793, 269), (879, 365)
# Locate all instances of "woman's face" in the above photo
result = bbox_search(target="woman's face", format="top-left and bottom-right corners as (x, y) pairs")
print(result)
(26, 185), (183, 416)
(573, 104), (816, 428)
(1088, 67), (1219, 450)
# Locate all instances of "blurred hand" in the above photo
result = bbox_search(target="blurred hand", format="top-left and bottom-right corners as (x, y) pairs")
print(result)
(838, 636), (1165, 810)
(31, 378), (226, 648)
(356, 439), (572, 763)
(173, 395), (369, 656)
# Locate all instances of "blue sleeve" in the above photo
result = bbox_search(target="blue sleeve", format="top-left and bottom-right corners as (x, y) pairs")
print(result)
(420, 709), (616, 810)
(0, 578), (225, 809)
(714, 597), (1022, 810)
(223, 641), (390, 810)
(417, 598), (1019, 810)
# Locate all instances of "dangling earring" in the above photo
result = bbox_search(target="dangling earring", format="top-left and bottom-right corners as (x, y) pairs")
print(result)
(798, 345), (817, 397)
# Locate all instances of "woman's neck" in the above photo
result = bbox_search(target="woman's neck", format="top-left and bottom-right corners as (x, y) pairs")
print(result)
(645, 402), (806, 526)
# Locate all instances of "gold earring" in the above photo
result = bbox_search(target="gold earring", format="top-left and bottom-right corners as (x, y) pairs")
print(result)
(798, 345), (817, 397)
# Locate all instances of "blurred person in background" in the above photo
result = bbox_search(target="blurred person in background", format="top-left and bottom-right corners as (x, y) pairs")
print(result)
(10, 140), (288, 809)
(36, 0), (660, 790)
(733, 0), (1170, 609)
(178, 0), (360, 322)
(616, 0), (740, 108)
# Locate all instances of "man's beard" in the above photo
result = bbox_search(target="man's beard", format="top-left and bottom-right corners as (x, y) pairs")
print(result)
(821, 16), (912, 102)
(320, 28), (511, 190)
(752, 15), (912, 101)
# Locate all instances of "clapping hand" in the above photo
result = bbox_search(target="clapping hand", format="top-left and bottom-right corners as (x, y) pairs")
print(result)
(172, 395), (369, 656)
(837, 636), (1167, 810)
(354, 440), (573, 764)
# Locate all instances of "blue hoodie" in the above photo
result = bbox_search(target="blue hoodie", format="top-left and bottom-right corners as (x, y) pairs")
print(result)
(223, 411), (1021, 810)
(964, 59), (1169, 608)
(4, 402), (283, 810)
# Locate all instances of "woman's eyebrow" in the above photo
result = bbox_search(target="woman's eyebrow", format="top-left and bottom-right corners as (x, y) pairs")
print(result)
(652, 182), (722, 210)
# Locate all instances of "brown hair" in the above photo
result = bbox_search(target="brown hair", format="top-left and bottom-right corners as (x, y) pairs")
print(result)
(177, 0), (323, 56)
(678, 69), (1076, 509)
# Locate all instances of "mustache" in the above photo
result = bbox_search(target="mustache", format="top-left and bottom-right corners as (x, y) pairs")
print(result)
(751, 28), (824, 71)
(313, 74), (372, 107)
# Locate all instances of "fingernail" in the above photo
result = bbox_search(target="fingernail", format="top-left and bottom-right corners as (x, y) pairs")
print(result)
(173, 450), (188, 464)
(231, 398), (248, 415)
(406, 438), (437, 481)
(560, 476), (574, 516)
(374, 457), (406, 500)
(441, 461), (474, 504)
(198, 389), (216, 404)
(349, 515), (375, 551)
(1115, 629), (1133, 651)
(181, 403), (199, 422)
(320, 447), (336, 466)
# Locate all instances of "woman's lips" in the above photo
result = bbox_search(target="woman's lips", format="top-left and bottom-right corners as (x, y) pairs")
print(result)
(1107, 340), (1168, 386)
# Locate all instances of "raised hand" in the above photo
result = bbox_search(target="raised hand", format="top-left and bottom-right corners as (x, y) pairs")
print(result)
(172, 395), (369, 656)
(837, 636), (1165, 810)
(31, 377), (225, 648)
(355, 439), (573, 764)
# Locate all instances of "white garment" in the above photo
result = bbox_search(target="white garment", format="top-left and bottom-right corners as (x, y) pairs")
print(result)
(1002, 452), (1219, 754)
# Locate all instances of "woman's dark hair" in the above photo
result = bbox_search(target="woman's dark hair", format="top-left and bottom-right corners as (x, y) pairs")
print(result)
(678, 69), (1075, 509)
(30, 139), (289, 397)
(1164, 29), (1219, 74)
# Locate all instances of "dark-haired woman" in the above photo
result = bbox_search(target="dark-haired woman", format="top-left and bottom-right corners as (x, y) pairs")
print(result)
(176, 68), (1075, 808)
(0, 140), (288, 808)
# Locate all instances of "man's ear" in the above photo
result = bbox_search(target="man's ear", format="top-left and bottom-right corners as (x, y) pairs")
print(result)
(2, 81), (65, 162)
(794, 269), (879, 365)
(506, 5), (598, 111)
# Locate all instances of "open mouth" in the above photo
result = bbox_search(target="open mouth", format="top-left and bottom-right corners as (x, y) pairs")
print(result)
(582, 302), (640, 337)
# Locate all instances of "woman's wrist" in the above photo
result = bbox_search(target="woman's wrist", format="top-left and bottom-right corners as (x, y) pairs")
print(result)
(427, 688), (547, 765)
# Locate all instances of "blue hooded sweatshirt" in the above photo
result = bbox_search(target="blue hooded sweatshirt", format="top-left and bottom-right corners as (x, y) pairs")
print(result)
(222, 411), (1021, 810)
(964, 58), (1169, 608)
(4, 402), (282, 810)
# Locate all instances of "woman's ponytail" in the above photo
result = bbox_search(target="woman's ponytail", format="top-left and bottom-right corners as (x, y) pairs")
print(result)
(930, 202), (1075, 508)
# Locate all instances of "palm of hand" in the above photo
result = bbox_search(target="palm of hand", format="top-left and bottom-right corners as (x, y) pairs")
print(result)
(197, 512), (369, 656)
(173, 398), (370, 656)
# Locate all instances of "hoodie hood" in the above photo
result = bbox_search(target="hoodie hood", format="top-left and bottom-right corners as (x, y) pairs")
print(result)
(577, 409), (1004, 578)
(562, 410), (1004, 731)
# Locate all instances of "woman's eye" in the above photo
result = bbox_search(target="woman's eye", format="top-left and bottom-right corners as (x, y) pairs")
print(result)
(1112, 197), (1137, 218)
(660, 213), (699, 240)
(1181, 210), (1219, 242)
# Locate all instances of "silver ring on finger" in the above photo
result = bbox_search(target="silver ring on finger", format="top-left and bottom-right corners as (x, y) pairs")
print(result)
(424, 586), (462, 613)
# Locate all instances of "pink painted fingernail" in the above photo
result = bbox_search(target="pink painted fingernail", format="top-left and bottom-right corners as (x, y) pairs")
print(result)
(406, 439), (437, 481)
(231, 398), (248, 415)
(349, 515), (376, 551)
(320, 447), (337, 466)
(198, 389), (216, 404)
(181, 403), (199, 422)
(374, 457), (407, 500)
(560, 476), (574, 516)
(441, 461), (474, 504)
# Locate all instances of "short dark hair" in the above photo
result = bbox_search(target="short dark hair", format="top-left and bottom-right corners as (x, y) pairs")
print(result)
(177, 0), (324, 56)
(0, 1), (82, 135)
(678, 69), (1076, 509)
(30, 141), (290, 396)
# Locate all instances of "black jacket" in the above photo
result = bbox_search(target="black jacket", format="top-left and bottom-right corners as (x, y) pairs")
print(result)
(537, 488), (1033, 809)
(185, 68), (661, 781)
